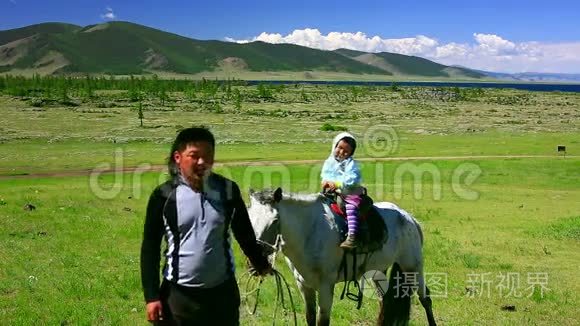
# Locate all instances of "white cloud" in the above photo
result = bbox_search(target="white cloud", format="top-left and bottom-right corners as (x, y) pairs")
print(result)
(435, 43), (470, 58)
(473, 33), (516, 55)
(231, 29), (439, 56)
(381, 35), (439, 56)
(226, 29), (580, 73)
(434, 36), (580, 73)
(101, 7), (116, 20)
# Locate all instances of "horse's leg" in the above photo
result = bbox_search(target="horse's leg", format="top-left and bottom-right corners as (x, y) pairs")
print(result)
(316, 282), (335, 326)
(380, 263), (411, 326)
(373, 269), (388, 326)
(401, 263), (436, 326)
(297, 281), (317, 326)
(376, 297), (385, 326)
(417, 275), (437, 326)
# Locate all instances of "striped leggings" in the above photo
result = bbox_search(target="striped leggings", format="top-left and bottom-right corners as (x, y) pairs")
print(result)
(345, 194), (362, 236)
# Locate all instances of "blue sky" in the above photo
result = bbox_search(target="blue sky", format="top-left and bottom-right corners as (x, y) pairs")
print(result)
(2, 0), (580, 73)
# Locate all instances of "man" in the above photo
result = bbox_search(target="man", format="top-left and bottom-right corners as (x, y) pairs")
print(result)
(140, 127), (272, 325)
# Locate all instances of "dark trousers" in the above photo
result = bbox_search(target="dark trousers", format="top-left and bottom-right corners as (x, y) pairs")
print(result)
(157, 278), (240, 326)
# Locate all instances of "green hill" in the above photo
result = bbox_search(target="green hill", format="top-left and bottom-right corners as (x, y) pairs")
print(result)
(0, 22), (80, 45)
(0, 21), (484, 79)
(334, 48), (483, 78)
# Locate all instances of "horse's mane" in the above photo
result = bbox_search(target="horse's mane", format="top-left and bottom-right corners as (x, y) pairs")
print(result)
(251, 189), (320, 206)
(283, 192), (320, 204)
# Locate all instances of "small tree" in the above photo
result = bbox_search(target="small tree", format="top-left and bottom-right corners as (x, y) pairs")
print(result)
(234, 88), (242, 110)
(301, 88), (309, 102)
(128, 75), (140, 102)
(159, 86), (168, 106)
(256, 83), (273, 100)
(59, 79), (69, 103)
(187, 87), (197, 101)
(225, 80), (232, 100)
(350, 86), (359, 102)
(84, 75), (94, 100)
(138, 102), (144, 127)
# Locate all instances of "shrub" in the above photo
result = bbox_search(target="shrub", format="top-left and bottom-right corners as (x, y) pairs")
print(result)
(320, 123), (348, 132)
(29, 98), (44, 107)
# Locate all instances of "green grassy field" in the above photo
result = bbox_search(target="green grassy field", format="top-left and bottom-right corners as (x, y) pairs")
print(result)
(0, 159), (578, 325)
(1, 84), (578, 175)
(0, 83), (578, 325)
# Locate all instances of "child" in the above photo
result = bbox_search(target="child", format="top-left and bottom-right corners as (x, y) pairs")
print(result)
(321, 132), (364, 249)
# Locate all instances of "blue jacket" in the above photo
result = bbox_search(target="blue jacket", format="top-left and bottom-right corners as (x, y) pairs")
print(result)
(320, 132), (362, 192)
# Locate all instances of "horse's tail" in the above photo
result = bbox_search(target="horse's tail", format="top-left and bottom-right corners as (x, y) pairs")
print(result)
(378, 262), (411, 326)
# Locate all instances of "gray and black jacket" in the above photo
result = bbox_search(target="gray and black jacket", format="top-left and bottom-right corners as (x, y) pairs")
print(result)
(140, 172), (269, 302)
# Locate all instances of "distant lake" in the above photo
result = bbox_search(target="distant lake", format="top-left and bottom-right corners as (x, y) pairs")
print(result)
(247, 80), (580, 93)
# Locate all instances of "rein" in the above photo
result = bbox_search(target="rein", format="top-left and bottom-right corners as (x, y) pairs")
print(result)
(322, 190), (368, 309)
(241, 235), (298, 326)
(338, 249), (369, 310)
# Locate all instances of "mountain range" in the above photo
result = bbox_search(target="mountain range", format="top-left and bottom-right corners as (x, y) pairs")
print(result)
(2, 21), (577, 83)
(0, 21), (486, 79)
(468, 69), (580, 83)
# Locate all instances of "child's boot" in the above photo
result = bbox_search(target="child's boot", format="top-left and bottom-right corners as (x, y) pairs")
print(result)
(340, 234), (358, 249)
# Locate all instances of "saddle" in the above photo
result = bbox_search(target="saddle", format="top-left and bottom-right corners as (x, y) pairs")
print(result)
(321, 190), (388, 252)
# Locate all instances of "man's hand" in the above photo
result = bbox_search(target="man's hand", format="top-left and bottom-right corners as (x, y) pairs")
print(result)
(259, 264), (274, 276)
(146, 300), (163, 322)
(249, 263), (274, 277)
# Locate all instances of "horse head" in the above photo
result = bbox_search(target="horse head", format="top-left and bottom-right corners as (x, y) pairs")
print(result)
(247, 187), (283, 251)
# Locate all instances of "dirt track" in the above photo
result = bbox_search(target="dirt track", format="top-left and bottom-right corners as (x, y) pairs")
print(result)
(0, 154), (575, 180)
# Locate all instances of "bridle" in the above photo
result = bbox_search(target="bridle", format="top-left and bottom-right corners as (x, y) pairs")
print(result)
(242, 215), (297, 325)
(255, 217), (282, 256)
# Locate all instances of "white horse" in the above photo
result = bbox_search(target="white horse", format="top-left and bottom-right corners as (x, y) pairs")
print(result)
(247, 188), (436, 326)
